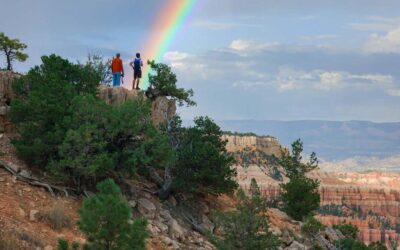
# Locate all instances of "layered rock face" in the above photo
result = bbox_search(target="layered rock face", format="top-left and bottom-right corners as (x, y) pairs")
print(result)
(225, 134), (400, 248)
(222, 134), (282, 156)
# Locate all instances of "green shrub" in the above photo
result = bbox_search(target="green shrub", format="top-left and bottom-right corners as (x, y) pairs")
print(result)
(368, 242), (387, 250)
(78, 179), (148, 250)
(173, 116), (237, 195)
(333, 224), (359, 239)
(56, 238), (80, 250)
(311, 242), (324, 250)
(301, 216), (326, 237)
(211, 180), (280, 250)
(335, 238), (369, 250)
(47, 94), (172, 190)
(10, 54), (100, 166)
(280, 175), (320, 221)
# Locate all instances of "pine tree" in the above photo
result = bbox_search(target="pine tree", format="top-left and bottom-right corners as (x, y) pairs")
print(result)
(0, 32), (28, 71)
(279, 139), (320, 220)
(211, 180), (280, 250)
(78, 179), (148, 250)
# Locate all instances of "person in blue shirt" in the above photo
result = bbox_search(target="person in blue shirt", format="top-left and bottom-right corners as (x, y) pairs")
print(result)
(130, 53), (143, 90)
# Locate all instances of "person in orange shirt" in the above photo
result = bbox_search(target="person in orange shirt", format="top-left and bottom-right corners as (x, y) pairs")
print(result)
(111, 53), (124, 86)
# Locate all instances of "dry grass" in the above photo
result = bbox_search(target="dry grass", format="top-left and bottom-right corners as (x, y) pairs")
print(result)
(0, 232), (20, 250)
(16, 230), (44, 248)
(37, 202), (72, 230)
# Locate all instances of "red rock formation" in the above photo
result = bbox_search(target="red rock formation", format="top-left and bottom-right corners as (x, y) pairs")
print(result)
(225, 135), (400, 248)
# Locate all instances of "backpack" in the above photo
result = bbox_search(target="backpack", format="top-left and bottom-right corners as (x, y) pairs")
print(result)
(134, 58), (142, 71)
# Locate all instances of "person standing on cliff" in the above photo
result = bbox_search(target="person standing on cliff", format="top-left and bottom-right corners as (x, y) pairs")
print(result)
(111, 53), (124, 87)
(130, 53), (143, 90)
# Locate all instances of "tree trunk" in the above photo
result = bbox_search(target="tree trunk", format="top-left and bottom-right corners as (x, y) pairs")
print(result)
(5, 51), (12, 71)
(146, 165), (173, 200)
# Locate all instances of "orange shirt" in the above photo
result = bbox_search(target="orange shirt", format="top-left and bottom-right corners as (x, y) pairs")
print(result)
(111, 58), (124, 73)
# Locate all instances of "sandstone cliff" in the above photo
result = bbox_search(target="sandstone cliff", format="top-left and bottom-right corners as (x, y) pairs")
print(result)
(222, 133), (282, 156)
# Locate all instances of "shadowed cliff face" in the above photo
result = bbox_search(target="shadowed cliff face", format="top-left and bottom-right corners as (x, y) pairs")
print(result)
(225, 133), (400, 248)
(0, 71), (19, 133)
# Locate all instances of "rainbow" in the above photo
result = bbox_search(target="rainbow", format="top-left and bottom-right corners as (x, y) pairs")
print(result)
(140, 0), (197, 89)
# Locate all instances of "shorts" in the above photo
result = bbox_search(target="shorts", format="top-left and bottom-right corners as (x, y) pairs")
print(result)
(134, 70), (142, 79)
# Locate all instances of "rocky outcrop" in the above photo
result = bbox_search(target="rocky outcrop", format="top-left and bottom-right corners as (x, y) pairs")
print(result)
(319, 186), (400, 217)
(98, 85), (176, 127)
(223, 134), (283, 156)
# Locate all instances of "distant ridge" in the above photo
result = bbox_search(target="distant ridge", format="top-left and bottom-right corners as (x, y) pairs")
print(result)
(215, 120), (400, 160)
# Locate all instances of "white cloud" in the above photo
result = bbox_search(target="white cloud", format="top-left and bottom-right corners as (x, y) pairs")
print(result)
(233, 68), (399, 96)
(353, 16), (400, 54)
(318, 72), (343, 90)
(229, 40), (280, 52)
(363, 28), (400, 54)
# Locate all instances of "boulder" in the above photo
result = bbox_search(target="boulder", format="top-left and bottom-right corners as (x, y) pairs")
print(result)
(137, 198), (156, 219)
(153, 219), (169, 233)
(128, 200), (137, 208)
(29, 210), (39, 221)
(160, 209), (172, 221)
(281, 229), (294, 246)
(323, 227), (344, 242)
(201, 214), (214, 232)
(18, 207), (26, 218)
(168, 218), (187, 240)
(162, 236), (173, 246)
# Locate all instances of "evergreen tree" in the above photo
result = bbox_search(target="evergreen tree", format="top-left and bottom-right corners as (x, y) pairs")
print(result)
(211, 180), (280, 250)
(0, 32), (28, 71)
(10, 54), (100, 166)
(78, 179), (148, 250)
(279, 139), (320, 220)
(173, 116), (237, 195)
(147, 60), (195, 107)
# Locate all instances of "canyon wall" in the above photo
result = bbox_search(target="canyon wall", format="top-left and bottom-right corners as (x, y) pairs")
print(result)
(225, 134), (400, 248)
(222, 134), (283, 156)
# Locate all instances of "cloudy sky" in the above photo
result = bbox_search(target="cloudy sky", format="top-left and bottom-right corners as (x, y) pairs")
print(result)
(2, 0), (400, 122)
